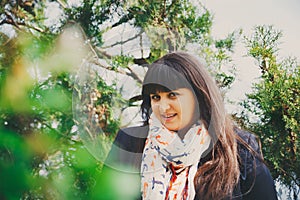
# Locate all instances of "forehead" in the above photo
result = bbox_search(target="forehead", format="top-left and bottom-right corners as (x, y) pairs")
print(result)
(142, 63), (192, 94)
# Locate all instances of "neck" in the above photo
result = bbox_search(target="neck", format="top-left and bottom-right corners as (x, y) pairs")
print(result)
(176, 120), (201, 140)
(176, 125), (193, 140)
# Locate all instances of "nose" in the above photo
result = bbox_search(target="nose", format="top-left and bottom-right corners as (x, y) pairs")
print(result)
(158, 98), (171, 112)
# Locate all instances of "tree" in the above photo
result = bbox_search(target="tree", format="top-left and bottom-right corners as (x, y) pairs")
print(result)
(239, 25), (300, 199)
(0, 0), (240, 199)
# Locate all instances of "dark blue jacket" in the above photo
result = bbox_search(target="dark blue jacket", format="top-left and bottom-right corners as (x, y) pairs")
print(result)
(103, 126), (278, 200)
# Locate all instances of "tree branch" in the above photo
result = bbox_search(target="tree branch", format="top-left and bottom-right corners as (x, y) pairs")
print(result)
(126, 65), (143, 84)
(56, 0), (67, 9)
(90, 59), (143, 84)
(2, 11), (45, 33)
(76, 23), (144, 83)
(101, 29), (143, 49)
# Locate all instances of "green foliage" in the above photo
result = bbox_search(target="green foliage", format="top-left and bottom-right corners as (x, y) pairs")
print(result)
(240, 25), (300, 199)
(19, 33), (56, 61)
(111, 55), (134, 70)
(0, 13), (121, 200)
(0, 0), (47, 33)
(0, 33), (17, 69)
(244, 25), (282, 62)
(0, 0), (243, 199)
(64, 0), (124, 46)
(0, 130), (34, 200)
(128, 0), (212, 39)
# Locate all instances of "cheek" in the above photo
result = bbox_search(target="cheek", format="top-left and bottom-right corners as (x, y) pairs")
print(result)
(181, 97), (197, 118)
(150, 103), (159, 115)
(150, 101), (157, 109)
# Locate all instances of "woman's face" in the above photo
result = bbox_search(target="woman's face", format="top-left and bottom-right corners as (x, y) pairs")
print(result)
(150, 88), (197, 131)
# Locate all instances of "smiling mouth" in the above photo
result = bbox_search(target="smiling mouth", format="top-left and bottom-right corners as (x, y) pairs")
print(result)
(161, 113), (177, 122)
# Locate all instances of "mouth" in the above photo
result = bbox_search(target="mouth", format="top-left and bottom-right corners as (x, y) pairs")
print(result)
(161, 113), (177, 122)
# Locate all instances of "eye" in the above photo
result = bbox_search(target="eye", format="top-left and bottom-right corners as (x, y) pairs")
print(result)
(168, 92), (179, 99)
(150, 94), (160, 101)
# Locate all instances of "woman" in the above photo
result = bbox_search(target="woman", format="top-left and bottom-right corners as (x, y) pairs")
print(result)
(104, 52), (278, 200)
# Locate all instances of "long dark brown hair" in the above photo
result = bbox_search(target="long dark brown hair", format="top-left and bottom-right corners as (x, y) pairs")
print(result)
(141, 52), (240, 199)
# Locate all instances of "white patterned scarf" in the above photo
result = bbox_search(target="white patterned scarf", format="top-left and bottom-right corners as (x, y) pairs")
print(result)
(141, 114), (211, 200)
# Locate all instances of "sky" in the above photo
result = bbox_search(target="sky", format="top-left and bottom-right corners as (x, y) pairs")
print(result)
(203, 0), (300, 58)
(200, 0), (300, 112)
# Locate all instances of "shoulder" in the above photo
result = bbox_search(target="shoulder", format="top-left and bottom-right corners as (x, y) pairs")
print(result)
(100, 126), (145, 199)
(104, 125), (148, 171)
(118, 125), (149, 138)
(235, 127), (261, 154)
(114, 125), (148, 153)
(234, 127), (262, 179)
(234, 127), (278, 199)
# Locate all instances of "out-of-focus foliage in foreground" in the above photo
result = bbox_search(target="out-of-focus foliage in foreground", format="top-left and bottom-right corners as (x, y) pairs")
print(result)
(0, 28), (126, 199)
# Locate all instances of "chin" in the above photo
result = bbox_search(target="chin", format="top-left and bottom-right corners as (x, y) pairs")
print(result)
(165, 126), (179, 132)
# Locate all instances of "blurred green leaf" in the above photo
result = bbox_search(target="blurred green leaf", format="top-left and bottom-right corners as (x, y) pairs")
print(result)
(0, 130), (34, 199)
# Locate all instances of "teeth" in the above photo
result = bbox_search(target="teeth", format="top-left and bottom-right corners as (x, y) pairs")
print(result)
(164, 114), (176, 118)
